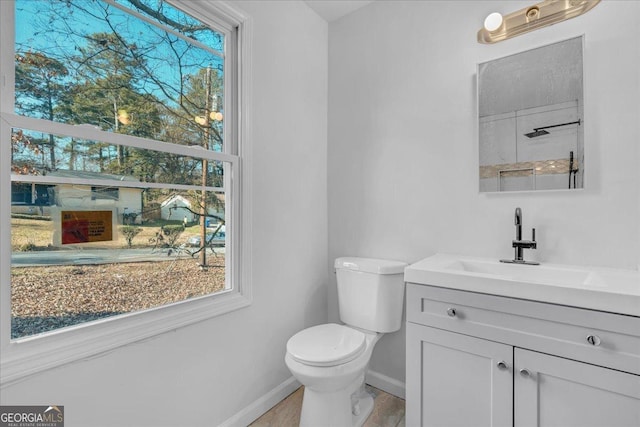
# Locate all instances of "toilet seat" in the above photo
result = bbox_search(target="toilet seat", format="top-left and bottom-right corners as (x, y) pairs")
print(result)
(286, 323), (366, 367)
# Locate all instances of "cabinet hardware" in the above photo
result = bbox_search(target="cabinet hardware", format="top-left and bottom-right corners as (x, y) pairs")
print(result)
(497, 361), (508, 370)
(586, 335), (601, 346)
(519, 368), (531, 377)
(446, 308), (457, 317)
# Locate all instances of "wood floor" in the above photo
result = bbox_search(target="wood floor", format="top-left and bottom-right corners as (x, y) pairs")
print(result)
(249, 385), (405, 427)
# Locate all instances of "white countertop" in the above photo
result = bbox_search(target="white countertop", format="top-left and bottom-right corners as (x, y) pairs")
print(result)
(404, 253), (640, 316)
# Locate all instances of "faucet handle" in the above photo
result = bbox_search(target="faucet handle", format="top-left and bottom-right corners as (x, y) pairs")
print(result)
(530, 228), (538, 250)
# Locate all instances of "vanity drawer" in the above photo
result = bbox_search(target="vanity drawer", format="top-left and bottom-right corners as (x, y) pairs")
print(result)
(406, 283), (640, 375)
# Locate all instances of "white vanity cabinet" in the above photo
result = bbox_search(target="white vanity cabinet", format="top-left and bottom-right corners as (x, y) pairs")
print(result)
(514, 348), (640, 427)
(405, 283), (640, 427)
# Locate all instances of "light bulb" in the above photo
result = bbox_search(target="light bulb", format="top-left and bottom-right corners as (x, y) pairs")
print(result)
(484, 12), (503, 32)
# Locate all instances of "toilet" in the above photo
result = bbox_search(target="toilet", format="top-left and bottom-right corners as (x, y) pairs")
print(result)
(285, 257), (407, 427)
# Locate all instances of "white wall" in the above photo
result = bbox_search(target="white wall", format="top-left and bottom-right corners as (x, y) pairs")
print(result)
(328, 0), (639, 387)
(0, 1), (328, 426)
(3, 0), (638, 420)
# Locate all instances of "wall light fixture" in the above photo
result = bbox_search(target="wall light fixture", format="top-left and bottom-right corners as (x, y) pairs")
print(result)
(478, 0), (600, 44)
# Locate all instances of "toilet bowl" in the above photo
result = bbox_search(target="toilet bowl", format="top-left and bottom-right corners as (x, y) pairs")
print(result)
(285, 257), (407, 427)
(285, 324), (382, 427)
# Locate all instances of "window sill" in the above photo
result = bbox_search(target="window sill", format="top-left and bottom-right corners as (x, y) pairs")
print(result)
(0, 290), (250, 387)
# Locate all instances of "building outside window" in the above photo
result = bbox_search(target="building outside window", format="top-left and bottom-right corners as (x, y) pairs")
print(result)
(0, 0), (250, 384)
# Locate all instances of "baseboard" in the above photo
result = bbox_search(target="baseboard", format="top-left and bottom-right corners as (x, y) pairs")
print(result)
(219, 376), (301, 427)
(366, 370), (406, 400)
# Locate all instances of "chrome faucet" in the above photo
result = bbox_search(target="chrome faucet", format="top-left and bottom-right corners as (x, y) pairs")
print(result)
(500, 207), (539, 265)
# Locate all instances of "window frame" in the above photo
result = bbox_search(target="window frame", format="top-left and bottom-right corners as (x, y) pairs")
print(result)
(0, 0), (252, 385)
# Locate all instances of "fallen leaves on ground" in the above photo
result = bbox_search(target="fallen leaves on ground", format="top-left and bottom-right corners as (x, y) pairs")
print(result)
(11, 257), (226, 338)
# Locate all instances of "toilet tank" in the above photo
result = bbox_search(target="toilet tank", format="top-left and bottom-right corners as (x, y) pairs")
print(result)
(335, 257), (407, 333)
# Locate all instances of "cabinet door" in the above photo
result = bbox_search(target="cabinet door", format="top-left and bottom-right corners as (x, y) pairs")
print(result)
(406, 323), (513, 427)
(515, 348), (640, 427)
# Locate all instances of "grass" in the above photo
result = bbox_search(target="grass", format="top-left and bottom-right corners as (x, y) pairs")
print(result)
(11, 218), (52, 250)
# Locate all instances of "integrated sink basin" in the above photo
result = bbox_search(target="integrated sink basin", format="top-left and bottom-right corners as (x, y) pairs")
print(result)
(404, 254), (640, 316)
(445, 259), (593, 286)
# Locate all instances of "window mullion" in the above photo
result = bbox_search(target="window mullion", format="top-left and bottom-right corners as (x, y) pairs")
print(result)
(1, 113), (237, 164)
(11, 174), (225, 194)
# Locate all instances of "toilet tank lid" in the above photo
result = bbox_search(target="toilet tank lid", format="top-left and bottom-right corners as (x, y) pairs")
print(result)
(335, 257), (407, 275)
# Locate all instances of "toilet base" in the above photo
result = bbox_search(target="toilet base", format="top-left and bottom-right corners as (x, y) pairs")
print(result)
(352, 392), (374, 427)
(299, 380), (374, 427)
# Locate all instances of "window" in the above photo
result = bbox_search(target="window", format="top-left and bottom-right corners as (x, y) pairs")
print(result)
(1, 0), (250, 384)
(91, 187), (120, 201)
(10, 183), (31, 205)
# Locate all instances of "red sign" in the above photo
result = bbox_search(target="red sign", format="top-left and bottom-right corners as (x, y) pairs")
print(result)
(61, 211), (113, 244)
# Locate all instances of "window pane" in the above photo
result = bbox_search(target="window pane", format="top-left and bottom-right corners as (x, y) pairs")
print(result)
(92, 187), (120, 201)
(15, 0), (225, 156)
(11, 128), (229, 339)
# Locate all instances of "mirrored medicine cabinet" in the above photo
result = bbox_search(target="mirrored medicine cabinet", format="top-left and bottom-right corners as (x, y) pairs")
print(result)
(478, 36), (584, 192)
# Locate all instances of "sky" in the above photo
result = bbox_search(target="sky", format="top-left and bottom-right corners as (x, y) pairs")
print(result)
(15, 0), (224, 109)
